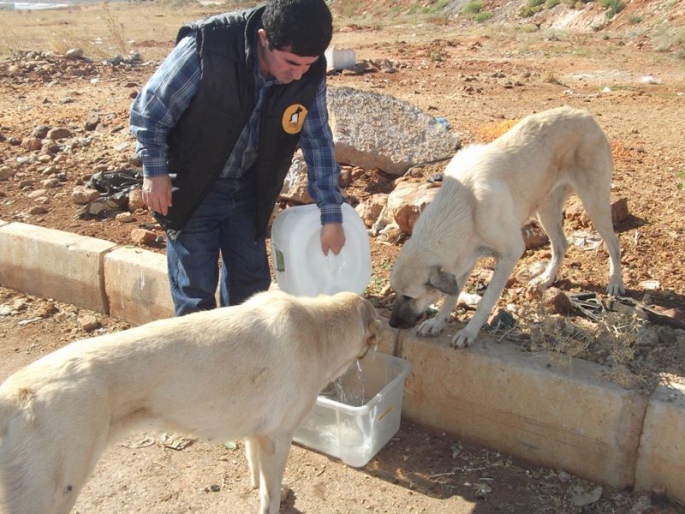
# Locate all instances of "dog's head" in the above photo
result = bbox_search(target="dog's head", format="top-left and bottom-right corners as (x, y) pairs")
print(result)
(389, 263), (459, 329)
(334, 291), (385, 358)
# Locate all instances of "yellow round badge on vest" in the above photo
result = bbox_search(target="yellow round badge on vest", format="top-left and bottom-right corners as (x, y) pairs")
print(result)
(282, 104), (308, 134)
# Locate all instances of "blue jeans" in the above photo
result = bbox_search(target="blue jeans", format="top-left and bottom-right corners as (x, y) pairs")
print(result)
(166, 176), (271, 316)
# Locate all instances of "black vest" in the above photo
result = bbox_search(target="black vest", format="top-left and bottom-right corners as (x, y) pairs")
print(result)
(158, 7), (327, 237)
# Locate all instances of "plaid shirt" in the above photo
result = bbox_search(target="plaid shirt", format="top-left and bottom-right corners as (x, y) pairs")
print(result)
(130, 34), (343, 223)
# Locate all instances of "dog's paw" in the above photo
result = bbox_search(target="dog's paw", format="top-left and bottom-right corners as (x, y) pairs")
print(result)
(528, 275), (552, 295)
(417, 318), (445, 337)
(606, 278), (625, 297)
(451, 329), (476, 348)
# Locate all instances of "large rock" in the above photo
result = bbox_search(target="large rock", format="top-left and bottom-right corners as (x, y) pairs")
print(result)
(327, 86), (460, 175)
(369, 181), (439, 236)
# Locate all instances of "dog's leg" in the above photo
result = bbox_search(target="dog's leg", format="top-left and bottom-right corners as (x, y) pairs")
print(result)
(453, 252), (521, 348)
(531, 186), (571, 290)
(576, 190), (625, 296)
(417, 269), (471, 337)
(245, 437), (261, 490)
(249, 433), (292, 514)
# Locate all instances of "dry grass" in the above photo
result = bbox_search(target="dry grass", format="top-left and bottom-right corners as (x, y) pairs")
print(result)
(500, 301), (651, 390)
(0, 1), (243, 61)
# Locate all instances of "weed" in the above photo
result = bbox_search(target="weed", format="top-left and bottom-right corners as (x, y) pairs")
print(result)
(461, 1), (483, 16)
(598, 0), (625, 19)
(101, 1), (127, 56)
(677, 170), (685, 190)
(542, 70), (564, 85)
(474, 11), (494, 23)
(652, 24), (685, 53)
(513, 301), (647, 389)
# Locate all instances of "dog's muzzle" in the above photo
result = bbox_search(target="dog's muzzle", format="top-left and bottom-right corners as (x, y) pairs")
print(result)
(389, 298), (422, 329)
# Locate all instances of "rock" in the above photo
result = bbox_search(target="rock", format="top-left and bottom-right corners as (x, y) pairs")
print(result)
(116, 212), (135, 223)
(47, 127), (73, 140)
(355, 194), (387, 228)
(280, 153), (313, 204)
(369, 180), (439, 237)
(31, 125), (50, 139)
(571, 486), (602, 507)
(78, 314), (100, 332)
(72, 185), (101, 204)
(0, 166), (17, 181)
(128, 188), (145, 211)
(65, 48), (84, 60)
(392, 187), (438, 235)
(327, 86), (461, 175)
(131, 228), (157, 245)
(28, 205), (48, 215)
(22, 137), (42, 152)
(522, 221), (549, 250)
(543, 287), (572, 316)
(611, 196), (629, 224)
(84, 114), (100, 131)
(338, 166), (353, 188)
(41, 178), (60, 188)
(27, 189), (48, 198)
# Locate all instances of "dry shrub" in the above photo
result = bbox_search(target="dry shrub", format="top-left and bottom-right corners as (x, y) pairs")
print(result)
(510, 301), (646, 389)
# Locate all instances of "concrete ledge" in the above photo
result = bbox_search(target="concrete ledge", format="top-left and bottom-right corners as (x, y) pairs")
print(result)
(0, 222), (115, 313)
(1, 221), (685, 504)
(635, 382), (685, 501)
(397, 330), (648, 489)
(104, 245), (174, 326)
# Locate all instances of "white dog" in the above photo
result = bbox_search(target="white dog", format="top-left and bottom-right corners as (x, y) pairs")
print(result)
(389, 106), (624, 348)
(0, 290), (383, 514)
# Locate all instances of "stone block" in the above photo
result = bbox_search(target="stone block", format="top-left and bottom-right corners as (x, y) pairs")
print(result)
(0, 222), (115, 312)
(635, 383), (685, 504)
(104, 245), (174, 326)
(397, 330), (647, 489)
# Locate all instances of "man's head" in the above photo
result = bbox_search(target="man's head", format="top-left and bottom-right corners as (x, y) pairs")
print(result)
(261, 0), (333, 57)
(257, 0), (333, 83)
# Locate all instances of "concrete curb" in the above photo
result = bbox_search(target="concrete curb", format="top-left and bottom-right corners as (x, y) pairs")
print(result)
(397, 332), (646, 489)
(0, 219), (683, 503)
(104, 245), (174, 324)
(0, 222), (116, 313)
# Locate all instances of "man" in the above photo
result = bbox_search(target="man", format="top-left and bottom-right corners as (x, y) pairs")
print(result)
(130, 0), (345, 315)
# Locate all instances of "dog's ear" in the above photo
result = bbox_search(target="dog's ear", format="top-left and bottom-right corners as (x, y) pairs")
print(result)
(365, 318), (384, 351)
(361, 300), (384, 343)
(428, 266), (460, 295)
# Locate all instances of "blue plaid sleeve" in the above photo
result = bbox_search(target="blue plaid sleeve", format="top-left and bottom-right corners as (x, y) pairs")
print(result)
(300, 79), (344, 225)
(129, 35), (201, 178)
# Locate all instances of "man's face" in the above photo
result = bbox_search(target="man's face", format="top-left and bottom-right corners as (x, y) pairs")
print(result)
(257, 29), (319, 83)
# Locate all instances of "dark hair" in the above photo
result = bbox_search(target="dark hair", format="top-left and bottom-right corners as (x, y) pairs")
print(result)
(262, 0), (333, 57)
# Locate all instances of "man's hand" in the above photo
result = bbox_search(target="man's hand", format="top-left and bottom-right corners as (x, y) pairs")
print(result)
(142, 176), (173, 215)
(320, 222), (345, 256)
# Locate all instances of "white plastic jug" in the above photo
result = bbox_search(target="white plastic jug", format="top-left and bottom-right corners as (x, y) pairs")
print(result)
(270, 203), (371, 297)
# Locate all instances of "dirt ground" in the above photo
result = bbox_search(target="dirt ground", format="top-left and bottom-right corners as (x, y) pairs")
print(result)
(1, 0), (685, 512)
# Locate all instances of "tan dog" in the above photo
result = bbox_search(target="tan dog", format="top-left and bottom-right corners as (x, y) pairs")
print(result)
(0, 290), (383, 514)
(389, 106), (624, 348)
